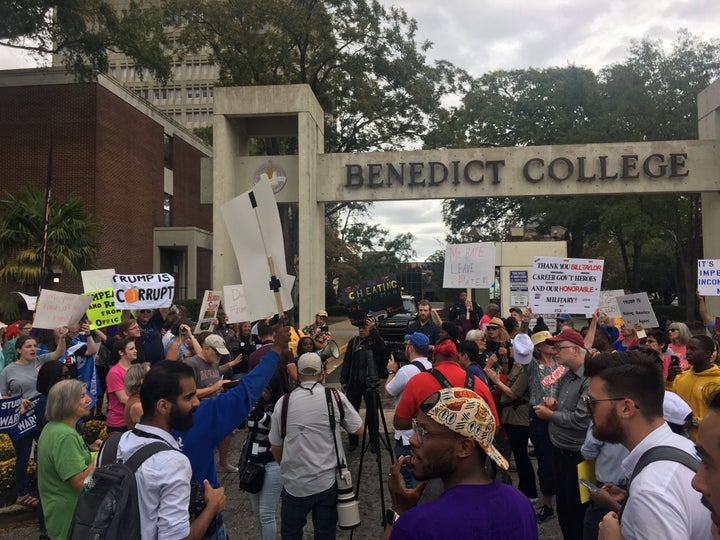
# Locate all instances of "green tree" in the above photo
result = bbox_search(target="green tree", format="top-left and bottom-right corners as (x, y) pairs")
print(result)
(0, 1), (172, 82)
(0, 188), (100, 290)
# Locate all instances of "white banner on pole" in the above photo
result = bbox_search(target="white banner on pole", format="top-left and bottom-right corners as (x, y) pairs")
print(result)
(442, 242), (496, 288)
(81, 268), (116, 293)
(14, 292), (37, 311)
(221, 180), (295, 321)
(698, 260), (720, 296)
(529, 257), (604, 316)
(223, 284), (250, 324)
(111, 274), (175, 310)
(617, 292), (659, 328)
(33, 290), (92, 329)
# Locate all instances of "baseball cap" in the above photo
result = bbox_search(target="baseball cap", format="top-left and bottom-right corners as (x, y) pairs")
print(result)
(512, 334), (534, 365)
(204, 334), (230, 355)
(531, 330), (553, 347)
(663, 391), (693, 425)
(404, 332), (430, 348)
(557, 314), (572, 322)
(316, 310), (329, 318)
(546, 328), (586, 349)
(298, 352), (323, 376)
(422, 387), (508, 470)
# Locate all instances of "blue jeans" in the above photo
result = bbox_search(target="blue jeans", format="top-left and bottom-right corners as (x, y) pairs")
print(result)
(280, 483), (337, 540)
(12, 433), (34, 497)
(394, 439), (416, 488)
(247, 461), (282, 540)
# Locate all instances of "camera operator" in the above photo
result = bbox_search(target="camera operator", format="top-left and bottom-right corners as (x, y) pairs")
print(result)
(340, 316), (387, 451)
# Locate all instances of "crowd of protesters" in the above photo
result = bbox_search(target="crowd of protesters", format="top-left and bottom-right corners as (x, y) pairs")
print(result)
(2, 291), (720, 540)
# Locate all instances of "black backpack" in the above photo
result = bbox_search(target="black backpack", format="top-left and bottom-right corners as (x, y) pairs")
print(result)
(67, 431), (176, 540)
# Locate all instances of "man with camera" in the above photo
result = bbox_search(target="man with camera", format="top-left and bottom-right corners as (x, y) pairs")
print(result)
(269, 353), (363, 540)
(302, 309), (333, 351)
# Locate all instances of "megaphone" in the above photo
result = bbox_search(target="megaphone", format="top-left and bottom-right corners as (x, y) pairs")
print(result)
(321, 340), (340, 362)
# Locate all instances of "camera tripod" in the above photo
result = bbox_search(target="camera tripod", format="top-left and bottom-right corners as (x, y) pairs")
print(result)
(353, 379), (395, 534)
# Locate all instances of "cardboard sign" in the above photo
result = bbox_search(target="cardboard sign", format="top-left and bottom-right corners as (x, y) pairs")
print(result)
(698, 260), (720, 296)
(509, 270), (529, 308)
(221, 180), (295, 320)
(443, 242), (496, 288)
(33, 290), (92, 329)
(195, 290), (222, 333)
(83, 288), (123, 330)
(599, 289), (625, 319)
(112, 274), (175, 310)
(223, 284), (250, 324)
(529, 257), (604, 316)
(81, 268), (116, 293)
(339, 274), (403, 326)
(616, 292), (659, 328)
(0, 395), (39, 441)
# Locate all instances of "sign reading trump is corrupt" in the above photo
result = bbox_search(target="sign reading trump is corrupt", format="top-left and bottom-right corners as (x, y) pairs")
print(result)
(112, 273), (175, 310)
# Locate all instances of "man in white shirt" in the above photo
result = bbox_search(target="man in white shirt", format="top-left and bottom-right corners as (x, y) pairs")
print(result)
(693, 391), (720, 539)
(115, 361), (226, 540)
(385, 332), (432, 487)
(584, 352), (711, 540)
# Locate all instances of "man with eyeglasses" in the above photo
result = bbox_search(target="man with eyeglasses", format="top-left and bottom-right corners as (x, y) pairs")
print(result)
(2, 320), (32, 368)
(584, 352), (711, 540)
(533, 327), (590, 540)
(384, 387), (537, 540)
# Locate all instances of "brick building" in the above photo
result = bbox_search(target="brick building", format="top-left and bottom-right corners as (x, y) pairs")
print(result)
(0, 68), (213, 299)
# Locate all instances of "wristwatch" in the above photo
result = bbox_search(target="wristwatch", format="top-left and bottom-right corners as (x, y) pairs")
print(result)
(385, 508), (399, 525)
(387, 370), (396, 375)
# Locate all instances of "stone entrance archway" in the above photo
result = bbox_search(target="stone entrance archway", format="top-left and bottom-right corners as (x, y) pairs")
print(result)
(213, 82), (720, 324)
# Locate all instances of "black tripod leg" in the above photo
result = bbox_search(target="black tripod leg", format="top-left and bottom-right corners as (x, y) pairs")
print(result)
(354, 421), (370, 495)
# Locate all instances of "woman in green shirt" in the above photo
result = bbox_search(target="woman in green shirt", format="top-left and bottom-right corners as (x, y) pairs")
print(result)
(37, 379), (100, 540)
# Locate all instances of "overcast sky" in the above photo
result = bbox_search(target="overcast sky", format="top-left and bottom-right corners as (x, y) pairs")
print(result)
(1, 1), (718, 260)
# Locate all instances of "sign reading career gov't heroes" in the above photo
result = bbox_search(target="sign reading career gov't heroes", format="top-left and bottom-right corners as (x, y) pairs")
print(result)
(530, 257), (604, 316)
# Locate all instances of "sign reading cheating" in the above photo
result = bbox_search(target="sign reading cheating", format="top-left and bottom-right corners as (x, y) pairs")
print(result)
(616, 292), (659, 328)
(112, 274), (175, 310)
(340, 274), (403, 326)
(443, 242), (496, 288)
(83, 288), (123, 330)
(530, 257), (604, 316)
(698, 260), (720, 296)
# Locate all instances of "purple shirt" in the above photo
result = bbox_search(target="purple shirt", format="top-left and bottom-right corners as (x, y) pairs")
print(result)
(391, 482), (538, 540)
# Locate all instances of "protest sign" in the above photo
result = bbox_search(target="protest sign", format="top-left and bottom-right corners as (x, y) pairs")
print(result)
(112, 274), (175, 310)
(529, 257), (604, 316)
(443, 242), (496, 288)
(33, 290), (92, 330)
(616, 292), (659, 328)
(698, 260), (720, 296)
(223, 285), (250, 324)
(339, 275), (404, 326)
(195, 290), (222, 333)
(81, 268), (116, 293)
(221, 180), (295, 320)
(14, 292), (37, 311)
(509, 270), (529, 308)
(83, 288), (122, 330)
(599, 289), (625, 319)
(0, 395), (39, 440)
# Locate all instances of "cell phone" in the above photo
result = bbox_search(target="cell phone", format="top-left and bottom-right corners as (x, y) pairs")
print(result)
(579, 478), (599, 492)
(671, 355), (680, 367)
(321, 325), (329, 332)
(636, 329), (647, 339)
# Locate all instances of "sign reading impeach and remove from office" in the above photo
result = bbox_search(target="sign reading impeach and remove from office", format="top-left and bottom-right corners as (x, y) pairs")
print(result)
(112, 274), (175, 310)
(530, 257), (604, 316)
(443, 242), (496, 289)
(340, 275), (403, 326)
(83, 288), (123, 330)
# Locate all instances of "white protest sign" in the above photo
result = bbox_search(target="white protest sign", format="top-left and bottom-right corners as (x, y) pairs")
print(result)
(221, 180), (295, 320)
(111, 274), (175, 310)
(616, 292), (659, 328)
(33, 290), (92, 329)
(509, 270), (529, 307)
(443, 242), (496, 288)
(223, 284), (250, 324)
(698, 260), (720, 296)
(195, 290), (222, 333)
(81, 268), (116, 293)
(14, 292), (37, 311)
(529, 257), (604, 316)
(599, 289), (625, 319)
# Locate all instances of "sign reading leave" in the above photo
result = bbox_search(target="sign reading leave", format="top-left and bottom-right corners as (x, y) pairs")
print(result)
(340, 275), (403, 326)
(530, 257), (604, 316)
(443, 242), (496, 288)
(616, 292), (659, 328)
(112, 274), (175, 310)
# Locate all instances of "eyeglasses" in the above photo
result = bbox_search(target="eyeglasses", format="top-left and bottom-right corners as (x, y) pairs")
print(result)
(486, 326), (499, 331)
(668, 328), (678, 332)
(411, 418), (461, 445)
(582, 395), (638, 413)
(20, 326), (32, 332)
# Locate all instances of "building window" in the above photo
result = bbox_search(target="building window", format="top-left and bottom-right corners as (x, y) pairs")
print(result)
(163, 193), (172, 227)
(164, 133), (173, 170)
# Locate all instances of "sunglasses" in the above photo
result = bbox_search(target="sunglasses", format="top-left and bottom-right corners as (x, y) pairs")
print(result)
(486, 326), (499, 330)
(138, 310), (152, 314)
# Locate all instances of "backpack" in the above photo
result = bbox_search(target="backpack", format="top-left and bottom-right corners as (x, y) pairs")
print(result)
(67, 431), (176, 540)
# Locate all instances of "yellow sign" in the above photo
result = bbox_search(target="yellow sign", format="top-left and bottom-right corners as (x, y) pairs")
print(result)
(83, 288), (123, 330)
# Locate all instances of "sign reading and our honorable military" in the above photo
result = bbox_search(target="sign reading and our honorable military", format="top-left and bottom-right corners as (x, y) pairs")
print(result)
(530, 257), (604, 315)
(340, 275), (403, 326)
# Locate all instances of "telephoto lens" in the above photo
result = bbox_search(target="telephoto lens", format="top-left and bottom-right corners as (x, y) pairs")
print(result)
(336, 467), (361, 529)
